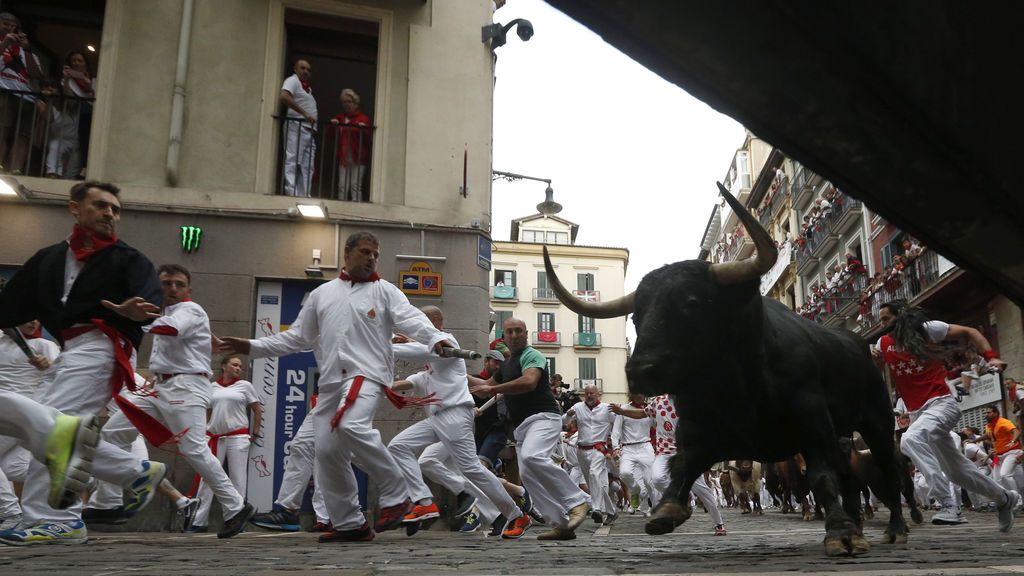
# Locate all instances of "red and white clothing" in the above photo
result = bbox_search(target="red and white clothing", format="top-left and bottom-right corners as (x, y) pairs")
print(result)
(0, 39), (39, 98)
(566, 401), (616, 515)
(882, 321), (1010, 512)
(146, 300), (213, 383)
(193, 378), (259, 527)
(90, 375), (153, 511)
(646, 395), (678, 457)
(248, 275), (446, 531)
(612, 402), (655, 513)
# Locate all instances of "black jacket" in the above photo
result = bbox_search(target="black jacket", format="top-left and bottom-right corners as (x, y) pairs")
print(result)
(0, 240), (162, 348)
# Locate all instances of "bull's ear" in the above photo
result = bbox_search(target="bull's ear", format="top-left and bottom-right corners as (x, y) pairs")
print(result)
(709, 182), (777, 285)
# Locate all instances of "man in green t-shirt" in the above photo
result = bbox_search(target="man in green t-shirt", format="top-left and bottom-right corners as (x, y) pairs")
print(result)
(470, 317), (591, 540)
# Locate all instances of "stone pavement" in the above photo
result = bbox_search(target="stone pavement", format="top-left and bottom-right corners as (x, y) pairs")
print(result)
(4, 505), (1024, 575)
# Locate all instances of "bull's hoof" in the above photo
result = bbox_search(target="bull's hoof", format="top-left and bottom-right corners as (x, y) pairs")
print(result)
(910, 507), (923, 525)
(646, 501), (689, 535)
(823, 534), (871, 557)
(882, 529), (909, 545)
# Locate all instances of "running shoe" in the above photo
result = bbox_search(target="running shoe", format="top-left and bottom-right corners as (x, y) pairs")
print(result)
(998, 490), (1020, 533)
(46, 414), (100, 510)
(458, 512), (481, 533)
(177, 498), (201, 530)
(250, 509), (301, 532)
(514, 489), (533, 517)
(219, 502), (255, 539)
(714, 524), (727, 536)
(320, 522), (374, 543)
(183, 524), (208, 533)
(0, 515), (21, 531)
(312, 521), (333, 532)
(931, 506), (967, 525)
(566, 503), (590, 532)
(454, 492), (477, 518)
(123, 461), (167, 517)
(500, 514), (532, 539)
(487, 514), (506, 537)
(374, 499), (411, 533)
(403, 502), (440, 523)
(536, 527), (576, 540)
(0, 520), (87, 546)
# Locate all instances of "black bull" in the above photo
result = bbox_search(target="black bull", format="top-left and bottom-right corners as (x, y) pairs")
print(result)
(543, 183), (908, 557)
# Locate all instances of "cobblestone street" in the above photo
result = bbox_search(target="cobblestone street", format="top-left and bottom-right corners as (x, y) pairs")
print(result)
(5, 506), (1024, 575)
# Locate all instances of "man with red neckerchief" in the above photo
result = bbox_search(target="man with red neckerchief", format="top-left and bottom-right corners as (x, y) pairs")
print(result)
(875, 300), (1017, 531)
(564, 384), (617, 525)
(280, 58), (318, 197)
(611, 392), (656, 516)
(218, 231), (454, 543)
(0, 181), (167, 545)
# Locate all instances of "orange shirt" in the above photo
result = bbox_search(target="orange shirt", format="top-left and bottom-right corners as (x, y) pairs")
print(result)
(987, 417), (1021, 455)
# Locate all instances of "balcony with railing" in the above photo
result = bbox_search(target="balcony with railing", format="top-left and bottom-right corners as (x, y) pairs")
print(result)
(531, 331), (561, 347)
(0, 89), (95, 179)
(490, 285), (517, 301)
(791, 165), (814, 210)
(856, 249), (945, 330)
(533, 287), (559, 304)
(572, 289), (601, 302)
(757, 181), (791, 229)
(830, 195), (863, 234)
(573, 332), (602, 348)
(275, 116), (375, 201)
(573, 378), (603, 391)
(723, 230), (754, 263)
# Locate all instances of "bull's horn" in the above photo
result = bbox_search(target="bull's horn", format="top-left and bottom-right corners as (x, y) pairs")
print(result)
(709, 182), (778, 285)
(543, 246), (635, 318)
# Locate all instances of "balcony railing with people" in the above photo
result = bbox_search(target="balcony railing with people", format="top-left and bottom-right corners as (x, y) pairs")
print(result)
(794, 190), (863, 268)
(490, 285), (517, 301)
(0, 88), (94, 179)
(276, 116), (374, 201)
(531, 331), (561, 347)
(573, 378), (603, 391)
(856, 247), (941, 330)
(573, 332), (602, 348)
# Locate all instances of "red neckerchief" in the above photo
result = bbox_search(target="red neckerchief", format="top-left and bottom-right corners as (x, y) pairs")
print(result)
(630, 401), (645, 409)
(299, 78), (311, 93)
(73, 77), (91, 92)
(216, 376), (240, 388)
(339, 269), (380, 283)
(68, 224), (118, 261)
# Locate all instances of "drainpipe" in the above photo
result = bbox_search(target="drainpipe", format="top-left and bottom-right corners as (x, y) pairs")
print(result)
(166, 0), (195, 187)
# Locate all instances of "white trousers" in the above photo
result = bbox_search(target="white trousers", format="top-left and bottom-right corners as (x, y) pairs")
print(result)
(100, 375), (244, 520)
(514, 413), (589, 530)
(193, 435), (251, 526)
(91, 435), (148, 509)
(417, 442), (501, 524)
(651, 452), (672, 502)
(994, 449), (1024, 494)
(578, 446), (614, 514)
(390, 405), (520, 519)
(901, 395), (1008, 508)
(19, 332), (144, 524)
(967, 465), (996, 508)
(315, 378), (408, 531)
(273, 410), (329, 521)
(618, 442), (656, 512)
(283, 122), (315, 197)
(650, 453), (721, 527)
(0, 429), (32, 517)
(338, 163), (366, 201)
(45, 137), (81, 178)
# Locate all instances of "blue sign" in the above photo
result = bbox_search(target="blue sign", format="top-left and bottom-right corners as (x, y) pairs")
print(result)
(477, 235), (492, 270)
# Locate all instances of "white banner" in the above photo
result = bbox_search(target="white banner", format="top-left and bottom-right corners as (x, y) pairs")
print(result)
(957, 372), (1002, 412)
(248, 282), (282, 511)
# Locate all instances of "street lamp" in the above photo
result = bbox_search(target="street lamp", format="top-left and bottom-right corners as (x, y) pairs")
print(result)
(492, 170), (562, 217)
(481, 18), (534, 50)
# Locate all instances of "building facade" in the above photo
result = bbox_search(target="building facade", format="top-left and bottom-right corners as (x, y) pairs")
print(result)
(491, 213), (630, 404)
(0, 0), (501, 526)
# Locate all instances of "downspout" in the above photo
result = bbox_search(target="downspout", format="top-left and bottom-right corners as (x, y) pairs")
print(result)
(166, 0), (195, 187)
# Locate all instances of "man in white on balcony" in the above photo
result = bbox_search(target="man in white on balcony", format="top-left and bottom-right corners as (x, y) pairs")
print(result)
(564, 384), (617, 525)
(280, 59), (317, 197)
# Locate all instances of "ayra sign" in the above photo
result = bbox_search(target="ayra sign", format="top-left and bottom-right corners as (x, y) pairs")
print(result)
(399, 261), (442, 297)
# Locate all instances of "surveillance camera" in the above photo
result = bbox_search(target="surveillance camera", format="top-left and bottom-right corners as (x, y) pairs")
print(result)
(516, 20), (534, 41)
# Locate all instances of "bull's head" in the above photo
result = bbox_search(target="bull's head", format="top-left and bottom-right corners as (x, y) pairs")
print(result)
(543, 183), (777, 396)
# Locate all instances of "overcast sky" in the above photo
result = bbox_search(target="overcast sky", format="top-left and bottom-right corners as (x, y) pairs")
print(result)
(490, 0), (746, 338)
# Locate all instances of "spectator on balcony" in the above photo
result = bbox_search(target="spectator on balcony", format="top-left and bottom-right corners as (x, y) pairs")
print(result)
(846, 253), (866, 275)
(61, 51), (94, 179)
(280, 59), (318, 197)
(0, 12), (42, 174)
(330, 89), (371, 202)
(39, 78), (82, 179)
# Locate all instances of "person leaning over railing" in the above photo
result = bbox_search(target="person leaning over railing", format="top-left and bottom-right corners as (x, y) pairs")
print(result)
(0, 12), (42, 174)
(329, 89), (371, 202)
(61, 51), (95, 179)
(39, 78), (81, 179)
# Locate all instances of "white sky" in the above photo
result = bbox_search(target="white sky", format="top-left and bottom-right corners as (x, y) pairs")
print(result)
(490, 0), (746, 341)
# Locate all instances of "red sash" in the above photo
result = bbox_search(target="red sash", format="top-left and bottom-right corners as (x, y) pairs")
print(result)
(186, 427), (249, 497)
(578, 441), (610, 455)
(63, 320), (177, 447)
(330, 375), (438, 430)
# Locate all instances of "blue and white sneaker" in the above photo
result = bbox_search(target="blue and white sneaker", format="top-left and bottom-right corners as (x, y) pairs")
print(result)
(124, 461), (167, 518)
(0, 520), (87, 546)
(458, 511), (481, 532)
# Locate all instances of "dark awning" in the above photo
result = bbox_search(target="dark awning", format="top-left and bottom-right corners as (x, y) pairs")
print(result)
(547, 1), (1024, 306)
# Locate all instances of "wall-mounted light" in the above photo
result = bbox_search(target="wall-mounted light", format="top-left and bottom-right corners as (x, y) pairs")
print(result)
(481, 18), (534, 51)
(86, 44), (96, 52)
(294, 203), (327, 219)
(0, 176), (24, 198)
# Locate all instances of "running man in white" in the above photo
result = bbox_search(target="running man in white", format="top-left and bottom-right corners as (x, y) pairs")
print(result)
(100, 264), (254, 538)
(611, 392), (656, 516)
(564, 384), (617, 525)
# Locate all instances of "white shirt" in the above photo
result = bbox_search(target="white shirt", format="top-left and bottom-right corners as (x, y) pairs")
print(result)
(0, 334), (60, 397)
(208, 379), (259, 436)
(562, 431), (580, 468)
(282, 73), (317, 120)
(145, 300), (212, 376)
(62, 247), (85, 306)
(963, 441), (990, 468)
(249, 278), (447, 387)
(568, 401), (616, 446)
(395, 332), (472, 414)
(611, 403), (652, 448)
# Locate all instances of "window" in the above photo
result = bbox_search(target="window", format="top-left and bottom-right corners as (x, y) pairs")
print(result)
(278, 10), (380, 201)
(546, 231), (569, 245)
(578, 358), (597, 380)
(494, 269), (516, 287)
(537, 312), (555, 332)
(537, 271), (548, 291)
(881, 233), (907, 269)
(545, 357), (556, 377)
(522, 230), (544, 243)
(578, 315), (595, 333)
(736, 151), (751, 189)
(846, 238), (863, 262)
(493, 310), (512, 339)
(577, 273), (595, 291)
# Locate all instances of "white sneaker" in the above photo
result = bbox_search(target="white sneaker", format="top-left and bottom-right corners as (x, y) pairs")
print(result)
(997, 490), (1020, 533)
(931, 506), (967, 525)
(0, 515), (22, 531)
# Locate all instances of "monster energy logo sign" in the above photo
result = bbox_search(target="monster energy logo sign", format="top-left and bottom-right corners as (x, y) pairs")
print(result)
(180, 226), (202, 253)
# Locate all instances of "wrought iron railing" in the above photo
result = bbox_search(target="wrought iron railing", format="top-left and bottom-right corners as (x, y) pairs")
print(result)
(276, 116), (375, 201)
(573, 332), (602, 347)
(532, 331), (561, 346)
(857, 250), (943, 329)
(533, 287), (558, 302)
(573, 378), (603, 391)
(0, 88), (94, 179)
